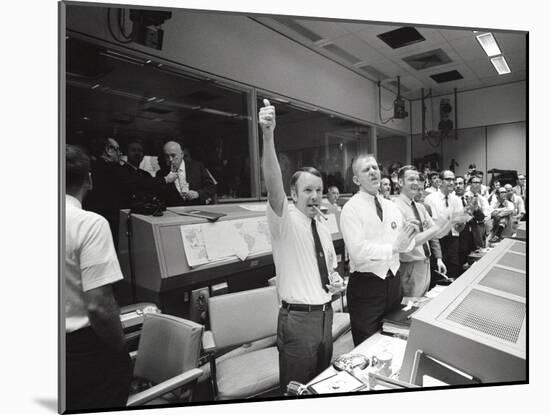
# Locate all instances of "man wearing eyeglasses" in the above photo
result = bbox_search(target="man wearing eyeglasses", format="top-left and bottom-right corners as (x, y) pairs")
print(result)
(424, 170), (471, 279)
(84, 137), (126, 249)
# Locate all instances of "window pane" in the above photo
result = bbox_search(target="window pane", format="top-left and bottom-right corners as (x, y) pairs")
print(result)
(258, 96), (369, 195)
(66, 37), (252, 200)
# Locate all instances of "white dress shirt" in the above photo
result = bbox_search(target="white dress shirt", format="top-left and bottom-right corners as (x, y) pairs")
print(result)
(394, 194), (434, 262)
(424, 190), (464, 236)
(340, 190), (411, 278)
(266, 198), (335, 305)
(174, 160), (189, 194)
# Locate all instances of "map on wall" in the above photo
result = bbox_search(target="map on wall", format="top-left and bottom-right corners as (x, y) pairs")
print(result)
(180, 216), (272, 267)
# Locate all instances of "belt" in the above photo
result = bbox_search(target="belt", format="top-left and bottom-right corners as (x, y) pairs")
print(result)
(281, 300), (331, 312)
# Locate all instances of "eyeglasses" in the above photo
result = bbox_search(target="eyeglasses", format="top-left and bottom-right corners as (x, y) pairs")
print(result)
(109, 145), (121, 152)
(471, 181), (481, 184)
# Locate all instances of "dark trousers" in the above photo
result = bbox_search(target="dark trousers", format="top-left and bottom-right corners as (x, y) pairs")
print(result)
(66, 327), (132, 411)
(277, 307), (333, 393)
(346, 271), (403, 347)
(440, 234), (460, 279)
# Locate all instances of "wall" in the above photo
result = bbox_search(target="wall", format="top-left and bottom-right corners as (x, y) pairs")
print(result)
(66, 5), (410, 135)
(410, 81), (526, 133)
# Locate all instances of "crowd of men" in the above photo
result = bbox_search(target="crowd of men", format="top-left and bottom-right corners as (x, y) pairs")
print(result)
(64, 101), (527, 409)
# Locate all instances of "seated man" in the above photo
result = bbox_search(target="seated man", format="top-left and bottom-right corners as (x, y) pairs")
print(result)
(489, 187), (515, 242)
(505, 183), (526, 233)
(156, 140), (217, 207)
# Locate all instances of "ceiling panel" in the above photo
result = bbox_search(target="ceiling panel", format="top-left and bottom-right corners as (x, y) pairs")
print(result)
(256, 17), (526, 100)
(295, 19), (350, 41)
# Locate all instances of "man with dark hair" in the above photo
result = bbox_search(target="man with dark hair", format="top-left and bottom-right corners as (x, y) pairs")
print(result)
(83, 137), (124, 247)
(156, 140), (216, 206)
(425, 171), (440, 194)
(65, 145), (132, 411)
(394, 166), (450, 297)
(379, 175), (392, 199)
(467, 176), (492, 249)
(259, 100), (343, 392)
(424, 170), (471, 279)
(340, 154), (419, 345)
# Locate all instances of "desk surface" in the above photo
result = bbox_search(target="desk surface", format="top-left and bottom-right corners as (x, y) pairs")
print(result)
(307, 286), (448, 393)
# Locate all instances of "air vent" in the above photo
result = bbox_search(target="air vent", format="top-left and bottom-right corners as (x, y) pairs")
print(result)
(403, 48), (452, 71)
(386, 80), (411, 93)
(184, 90), (223, 103)
(377, 26), (426, 49)
(497, 252), (526, 270)
(430, 70), (464, 83)
(511, 242), (526, 254)
(322, 44), (361, 65)
(446, 289), (525, 343)
(272, 17), (324, 42)
(358, 65), (390, 81)
(479, 267), (526, 298)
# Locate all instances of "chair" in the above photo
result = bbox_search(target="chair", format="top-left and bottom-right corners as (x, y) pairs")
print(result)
(268, 276), (350, 342)
(204, 286), (280, 400)
(126, 313), (204, 406)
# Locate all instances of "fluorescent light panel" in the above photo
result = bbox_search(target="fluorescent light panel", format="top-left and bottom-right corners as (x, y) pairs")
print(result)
(490, 56), (511, 75)
(476, 33), (501, 57)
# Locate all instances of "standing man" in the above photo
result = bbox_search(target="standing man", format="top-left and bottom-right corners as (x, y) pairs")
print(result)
(379, 176), (392, 200)
(514, 174), (527, 200)
(467, 176), (492, 249)
(425, 171), (440, 194)
(156, 140), (216, 206)
(259, 100), (343, 391)
(339, 154), (418, 346)
(65, 145), (132, 411)
(394, 166), (450, 297)
(505, 183), (525, 232)
(425, 170), (471, 279)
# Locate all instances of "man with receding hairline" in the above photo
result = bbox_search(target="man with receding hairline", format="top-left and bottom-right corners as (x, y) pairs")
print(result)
(259, 99), (344, 392)
(156, 140), (216, 206)
(340, 154), (419, 345)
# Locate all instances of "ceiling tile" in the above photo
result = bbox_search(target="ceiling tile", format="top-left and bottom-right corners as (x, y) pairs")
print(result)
(295, 19), (351, 41)
(330, 34), (386, 63)
(448, 35), (488, 61)
(438, 28), (476, 41)
(493, 32), (528, 54)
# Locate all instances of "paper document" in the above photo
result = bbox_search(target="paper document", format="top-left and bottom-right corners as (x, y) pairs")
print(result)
(180, 224), (209, 267)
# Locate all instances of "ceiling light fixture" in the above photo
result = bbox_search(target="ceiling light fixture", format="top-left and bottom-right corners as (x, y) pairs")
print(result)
(475, 32), (501, 57)
(490, 55), (511, 75)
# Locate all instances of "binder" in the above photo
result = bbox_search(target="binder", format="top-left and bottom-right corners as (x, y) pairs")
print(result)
(381, 305), (419, 336)
(169, 209), (227, 222)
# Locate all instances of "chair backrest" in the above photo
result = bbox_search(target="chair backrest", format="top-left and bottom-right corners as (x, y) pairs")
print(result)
(133, 313), (204, 385)
(208, 285), (279, 349)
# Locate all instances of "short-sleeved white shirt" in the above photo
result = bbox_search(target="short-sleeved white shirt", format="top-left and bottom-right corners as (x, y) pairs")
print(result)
(65, 195), (124, 332)
(266, 198), (335, 305)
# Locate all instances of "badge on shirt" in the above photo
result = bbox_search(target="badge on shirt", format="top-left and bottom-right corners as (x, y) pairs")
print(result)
(391, 221), (397, 229)
(423, 220), (429, 228)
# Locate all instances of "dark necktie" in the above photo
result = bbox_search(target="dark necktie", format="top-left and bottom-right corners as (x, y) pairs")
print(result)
(461, 196), (466, 207)
(311, 219), (330, 292)
(411, 201), (431, 259)
(374, 196), (383, 222)
(445, 195), (449, 208)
